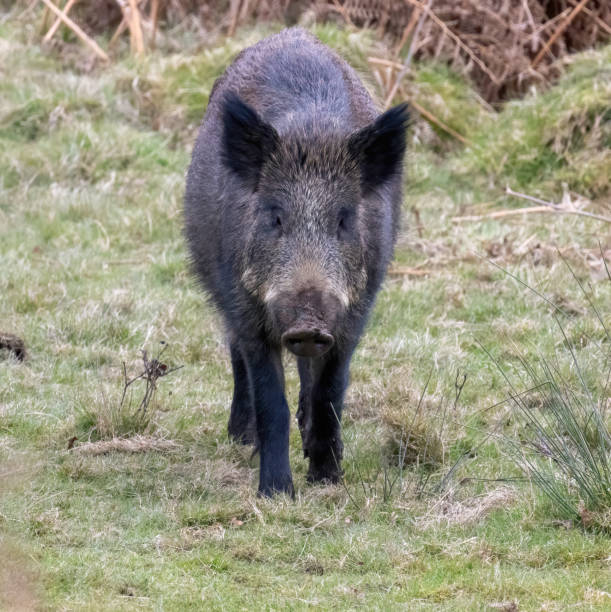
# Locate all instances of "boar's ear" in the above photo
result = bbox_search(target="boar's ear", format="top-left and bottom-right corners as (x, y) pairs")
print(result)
(222, 92), (279, 190)
(348, 103), (409, 193)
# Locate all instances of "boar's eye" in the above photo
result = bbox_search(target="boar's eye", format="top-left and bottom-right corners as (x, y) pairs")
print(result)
(265, 206), (283, 234)
(337, 208), (354, 240)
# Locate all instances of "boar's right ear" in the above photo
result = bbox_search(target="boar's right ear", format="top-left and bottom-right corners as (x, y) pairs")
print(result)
(222, 92), (279, 190)
(348, 103), (409, 194)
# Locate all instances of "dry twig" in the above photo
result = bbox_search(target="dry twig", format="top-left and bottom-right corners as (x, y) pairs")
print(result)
(568, 0), (611, 36)
(400, 86), (471, 144)
(394, 1), (423, 56)
(453, 206), (563, 223)
(506, 187), (611, 223)
(453, 187), (611, 224)
(403, 0), (500, 85)
(531, 0), (591, 68)
(109, 17), (128, 47)
(384, 0), (433, 108)
(43, 0), (78, 43)
(368, 56), (405, 71)
(119, 344), (183, 419)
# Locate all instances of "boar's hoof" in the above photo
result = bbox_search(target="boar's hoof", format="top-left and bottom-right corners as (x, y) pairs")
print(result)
(281, 328), (334, 358)
(306, 462), (342, 485)
(231, 430), (258, 447)
(258, 474), (295, 499)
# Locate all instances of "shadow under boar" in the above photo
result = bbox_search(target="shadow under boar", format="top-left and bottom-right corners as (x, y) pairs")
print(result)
(184, 28), (408, 497)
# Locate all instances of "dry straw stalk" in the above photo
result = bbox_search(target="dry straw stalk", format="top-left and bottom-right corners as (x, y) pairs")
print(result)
(38, 0), (109, 61)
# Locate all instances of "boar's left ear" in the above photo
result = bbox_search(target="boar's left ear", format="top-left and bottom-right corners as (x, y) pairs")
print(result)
(348, 103), (409, 193)
(222, 92), (279, 190)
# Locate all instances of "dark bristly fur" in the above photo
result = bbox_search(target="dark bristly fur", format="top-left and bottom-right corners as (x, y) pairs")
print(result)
(184, 28), (408, 497)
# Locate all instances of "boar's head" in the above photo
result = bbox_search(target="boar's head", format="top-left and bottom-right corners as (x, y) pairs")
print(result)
(222, 92), (408, 357)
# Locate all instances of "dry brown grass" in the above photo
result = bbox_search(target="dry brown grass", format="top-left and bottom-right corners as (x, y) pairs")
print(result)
(71, 434), (180, 455)
(325, 0), (611, 101)
(417, 486), (518, 528)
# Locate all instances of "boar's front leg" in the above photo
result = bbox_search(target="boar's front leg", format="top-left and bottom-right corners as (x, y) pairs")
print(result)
(303, 350), (351, 484)
(227, 342), (257, 445)
(242, 340), (294, 498)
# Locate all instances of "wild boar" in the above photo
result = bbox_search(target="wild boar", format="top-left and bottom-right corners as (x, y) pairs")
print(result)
(184, 27), (408, 496)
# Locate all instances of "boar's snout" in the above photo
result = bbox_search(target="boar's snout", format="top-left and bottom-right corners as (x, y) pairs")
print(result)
(282, 327), (334, 358)
(270, 286), (343, 358)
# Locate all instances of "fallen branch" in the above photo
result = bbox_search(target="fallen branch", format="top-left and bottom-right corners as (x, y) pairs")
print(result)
(453, 206), (559, 222)
(506, 187), (611, 224)
(453, 205), (611, 224)
(38, 0), (109, 61)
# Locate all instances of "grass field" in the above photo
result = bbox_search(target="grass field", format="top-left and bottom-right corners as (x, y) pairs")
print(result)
(1, 11), (610, 611)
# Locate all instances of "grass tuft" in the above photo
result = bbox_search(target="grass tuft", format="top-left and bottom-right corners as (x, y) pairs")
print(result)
(507, 353), (611, 531)
(485, 254), (611, 531)
(378, 372), (448, 470)
(75, 344), (181, 440)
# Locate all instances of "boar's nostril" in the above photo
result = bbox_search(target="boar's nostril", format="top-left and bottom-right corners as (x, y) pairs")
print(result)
(281, 328), (334, 358)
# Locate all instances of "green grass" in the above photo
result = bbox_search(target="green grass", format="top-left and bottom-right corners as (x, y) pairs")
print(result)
(1, 12), (610, 611)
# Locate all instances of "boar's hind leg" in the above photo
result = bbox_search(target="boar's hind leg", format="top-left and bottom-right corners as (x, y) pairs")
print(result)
(296, 358), (313, 458)
(227, 342), (257, 445)
(304, 352), (350, 484)
(242, 342), (294, 498)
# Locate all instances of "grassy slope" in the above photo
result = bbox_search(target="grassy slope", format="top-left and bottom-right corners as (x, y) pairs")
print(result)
(1, 15), (610, 611)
